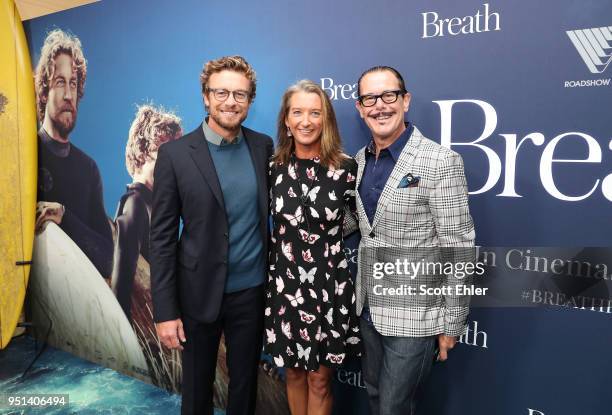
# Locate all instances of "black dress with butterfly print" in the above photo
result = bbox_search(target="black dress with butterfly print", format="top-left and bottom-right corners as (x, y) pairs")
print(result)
(264, 155), (361, 370)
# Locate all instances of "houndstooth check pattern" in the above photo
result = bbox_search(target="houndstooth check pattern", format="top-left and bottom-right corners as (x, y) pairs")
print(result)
(354, 126), (475, 337)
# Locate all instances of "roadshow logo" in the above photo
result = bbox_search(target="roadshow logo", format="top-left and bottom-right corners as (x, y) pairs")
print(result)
(564, 25), (612, 88)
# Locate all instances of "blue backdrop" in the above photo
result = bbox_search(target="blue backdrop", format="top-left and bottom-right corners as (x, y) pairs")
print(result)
(26, 1), (612, 414)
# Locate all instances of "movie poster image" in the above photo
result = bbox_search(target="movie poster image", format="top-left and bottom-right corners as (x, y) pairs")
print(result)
(29, 26), (289, 414)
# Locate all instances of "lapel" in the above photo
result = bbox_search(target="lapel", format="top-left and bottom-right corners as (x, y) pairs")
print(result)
(188, 124), (226, 211)
(355, 147), (366, 189)
(242, 127), (267, 220)
(354, 148), (371, 232)
(370, 127), (422, 229)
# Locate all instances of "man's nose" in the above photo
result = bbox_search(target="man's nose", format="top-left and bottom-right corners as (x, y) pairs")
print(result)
(374, 96), (386, 109)
(225, 92), (238, 105)
(63, 86), (73, 101)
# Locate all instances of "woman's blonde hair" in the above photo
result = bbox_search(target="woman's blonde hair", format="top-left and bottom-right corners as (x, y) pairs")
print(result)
(273, 80), (346, 169)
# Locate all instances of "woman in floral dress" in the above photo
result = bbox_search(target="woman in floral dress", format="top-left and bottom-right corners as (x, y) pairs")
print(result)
(264, 80), (360, 415)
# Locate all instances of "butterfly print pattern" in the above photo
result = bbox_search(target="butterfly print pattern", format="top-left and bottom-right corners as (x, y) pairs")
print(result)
(264, 157), (361, 370)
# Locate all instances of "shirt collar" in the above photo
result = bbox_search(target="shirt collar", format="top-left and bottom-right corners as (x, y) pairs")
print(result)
(202, 118), (244, 146)
(365, 122), (413, 161)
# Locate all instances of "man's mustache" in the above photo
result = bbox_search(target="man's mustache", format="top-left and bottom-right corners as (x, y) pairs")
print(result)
(369, 111), (395, 117)
(60, 105), (76, 113)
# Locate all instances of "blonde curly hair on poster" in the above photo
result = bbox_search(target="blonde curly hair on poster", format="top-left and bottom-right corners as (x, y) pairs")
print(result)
(34, 29), (87, 122)
(125, 104), (183, 178)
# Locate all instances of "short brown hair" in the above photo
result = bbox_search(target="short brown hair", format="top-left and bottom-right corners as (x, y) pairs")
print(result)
(125, 104), (183, 177)
(273, 80), (346, 169)
(199, 55), (257, 100)
(34, 29), (87, 122)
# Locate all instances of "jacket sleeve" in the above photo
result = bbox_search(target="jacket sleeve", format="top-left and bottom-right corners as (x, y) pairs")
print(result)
(266, 136), (274, 211)
(150, 144), (182, 323)
(430, 151), (476, 337)
(342, 158), (359, 237)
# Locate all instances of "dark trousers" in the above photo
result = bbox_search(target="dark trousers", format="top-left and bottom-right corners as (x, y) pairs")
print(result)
(181, 284), (264, 415)
(359, 315), (436, 415)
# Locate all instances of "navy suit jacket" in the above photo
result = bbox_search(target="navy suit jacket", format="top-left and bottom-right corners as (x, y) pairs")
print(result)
(150, 123), (274, 323)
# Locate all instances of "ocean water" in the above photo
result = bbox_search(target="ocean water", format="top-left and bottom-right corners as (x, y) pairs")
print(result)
(0, 336), (187, 414)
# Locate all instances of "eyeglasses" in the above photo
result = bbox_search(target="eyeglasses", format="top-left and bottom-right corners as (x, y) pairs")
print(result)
(206, 88), (251, 103)
(358, 89), (406, 107)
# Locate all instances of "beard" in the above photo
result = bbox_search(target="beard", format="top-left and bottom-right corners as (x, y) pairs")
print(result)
(51, 109), (77, 139)
(209, 107), (247, 132)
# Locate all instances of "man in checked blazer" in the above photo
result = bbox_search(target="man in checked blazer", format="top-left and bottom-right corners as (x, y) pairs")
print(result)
(352, 66), (475, 415)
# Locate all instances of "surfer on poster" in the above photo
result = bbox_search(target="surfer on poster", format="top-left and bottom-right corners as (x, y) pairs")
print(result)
(111, 104), (183, 322)
(33, 29), (113, 278)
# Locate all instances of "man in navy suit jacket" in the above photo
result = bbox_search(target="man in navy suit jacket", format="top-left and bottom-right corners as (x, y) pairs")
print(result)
(150, 56), (273, 415)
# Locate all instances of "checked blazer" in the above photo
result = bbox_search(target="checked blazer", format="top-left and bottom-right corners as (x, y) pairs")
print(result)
(352, 125), (475, 337)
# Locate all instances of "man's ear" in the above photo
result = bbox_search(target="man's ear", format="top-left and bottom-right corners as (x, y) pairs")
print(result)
(202, 92), (211, 113)
(355, 100), (365, 118)
(403, 92), (411, 113)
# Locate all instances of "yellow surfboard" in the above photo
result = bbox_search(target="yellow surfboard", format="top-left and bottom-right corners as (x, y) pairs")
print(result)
(0, 0), (37, 349)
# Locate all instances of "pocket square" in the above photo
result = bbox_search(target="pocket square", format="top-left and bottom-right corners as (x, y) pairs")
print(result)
(398, 173), (420, 188)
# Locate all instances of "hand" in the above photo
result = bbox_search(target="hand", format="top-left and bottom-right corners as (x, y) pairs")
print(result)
(437, 334), (457, 362)
(35, 201), (65, 234)
(155, 318), (186, 350)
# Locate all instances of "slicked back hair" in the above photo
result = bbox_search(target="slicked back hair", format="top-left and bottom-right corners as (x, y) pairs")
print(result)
(356, 65), (406, 97)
